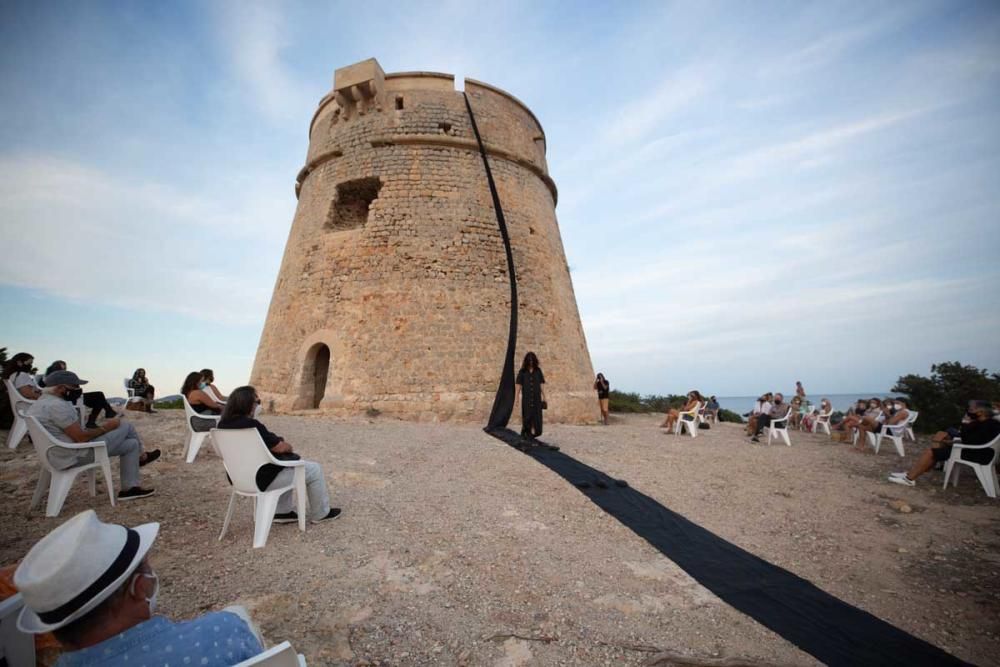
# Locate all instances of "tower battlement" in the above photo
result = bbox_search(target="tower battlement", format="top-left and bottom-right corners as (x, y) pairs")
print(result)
(252, 58), (593, 422)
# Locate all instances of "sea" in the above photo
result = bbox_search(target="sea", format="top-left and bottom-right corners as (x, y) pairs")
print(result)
(716, 393), (890, 417)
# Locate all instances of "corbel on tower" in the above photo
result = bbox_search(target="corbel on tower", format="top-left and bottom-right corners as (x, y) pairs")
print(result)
(332, 58), (386, 120)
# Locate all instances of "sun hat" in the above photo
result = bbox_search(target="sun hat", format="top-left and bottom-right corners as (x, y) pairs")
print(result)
(42, 370), (89, 387)
(14, 510), (159, 633)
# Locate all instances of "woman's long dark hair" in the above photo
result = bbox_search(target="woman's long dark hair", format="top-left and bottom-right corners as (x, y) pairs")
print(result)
(45, 360), (67, 376)
(2, 353), (34, 380)
(221, 386), (257, 422)
(132, 368), (146, 382)
(180, 371), (203, 396)
(200, 368), (215, 383)
(520, 352), (539, 372)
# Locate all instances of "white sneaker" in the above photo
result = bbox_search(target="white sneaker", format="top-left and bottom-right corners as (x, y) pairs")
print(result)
(889, 471), (908, 478)
(888, 474), (915, 487)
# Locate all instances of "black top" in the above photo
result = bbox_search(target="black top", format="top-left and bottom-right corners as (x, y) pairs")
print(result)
(218, 415), (295, 490)
(959, 418), (1000, 445)
(190, 401), (221, 415)
(595, 379), (610, 399)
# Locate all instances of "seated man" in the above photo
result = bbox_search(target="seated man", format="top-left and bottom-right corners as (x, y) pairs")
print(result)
(705, 396), (720, 423)
(751, 393), (789, 442)
(27, 370), (160, 501)
(14, 510), (264, 666)
(889, 400), (1000, 487)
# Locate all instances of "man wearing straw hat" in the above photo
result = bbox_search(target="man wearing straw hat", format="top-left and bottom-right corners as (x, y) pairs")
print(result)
(14, 510), (263, 665)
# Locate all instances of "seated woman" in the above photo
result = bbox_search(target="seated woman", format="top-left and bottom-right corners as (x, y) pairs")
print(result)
(199, 368), (228, 403)
(890, 401), (1000, 486)
(788, 396), (804, 429)
(856, 398), (909, 452)
(128, 368), (157, 413)
(181, 372), (224, 415)
(44, 360), (118, 429)
(746, 393), (772, 436)
(661, 390), (703, 432)
(218, 386), (341, 523)
(802, 398), (832, 432)
(3, 352), (42, 400)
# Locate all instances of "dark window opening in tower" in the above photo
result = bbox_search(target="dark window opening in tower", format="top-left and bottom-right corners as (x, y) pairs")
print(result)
(395, 95), (404, 110)
(325, 177), (383, 231)
(438, 122), (452, 134)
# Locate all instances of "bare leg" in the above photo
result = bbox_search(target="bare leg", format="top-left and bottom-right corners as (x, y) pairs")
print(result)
(904, 447), (938, 481)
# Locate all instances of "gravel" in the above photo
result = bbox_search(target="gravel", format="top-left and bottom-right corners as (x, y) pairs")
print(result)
(1, 411), (997, 666)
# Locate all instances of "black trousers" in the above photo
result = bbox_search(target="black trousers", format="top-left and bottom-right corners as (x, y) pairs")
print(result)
(83, 391), (115, 426)
(754, 415), (772, 436)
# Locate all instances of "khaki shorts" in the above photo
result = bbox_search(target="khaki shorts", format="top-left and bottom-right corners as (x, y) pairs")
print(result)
(599, 398), (609, 411)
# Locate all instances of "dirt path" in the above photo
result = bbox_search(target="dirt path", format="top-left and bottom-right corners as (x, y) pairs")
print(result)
(1, 412), (997, 665)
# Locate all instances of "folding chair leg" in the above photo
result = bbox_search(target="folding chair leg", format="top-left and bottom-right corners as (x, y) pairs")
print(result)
(893, 438), (905, 458)
(253, 492), (282, 548)
(219, 492), (238, 541)
(46, 472), (78, 517)
(31, 468), (51, 510)
(781, 430), (791, 446)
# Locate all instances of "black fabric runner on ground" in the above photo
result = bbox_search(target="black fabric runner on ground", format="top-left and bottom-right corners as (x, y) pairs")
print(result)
(485, 428), (968, 666)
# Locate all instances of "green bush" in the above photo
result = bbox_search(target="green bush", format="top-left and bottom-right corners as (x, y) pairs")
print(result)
(608, 390), (687, 414)
(718, 408), (743, 423)
(154, 398), (183, 410)
(892, 361), (1000, 433)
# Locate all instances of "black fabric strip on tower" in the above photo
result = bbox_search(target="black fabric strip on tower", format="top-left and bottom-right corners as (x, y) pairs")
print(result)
(464, 91), (518, 433)
(487, 429), (968, 667)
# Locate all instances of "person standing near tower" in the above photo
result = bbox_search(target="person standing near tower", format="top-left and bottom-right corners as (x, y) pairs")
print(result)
(594, 373), (610, 425)
(515, 352), (546, 439)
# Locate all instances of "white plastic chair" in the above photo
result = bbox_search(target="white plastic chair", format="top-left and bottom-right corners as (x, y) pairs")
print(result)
(235, 641), (308, 666)
(183, 395), (221, 463)
(675, 402), (703, 438)
(942, 434), (1000, 498)
(765, 407), (793, 446)
(4, 378), (34, 449)
(0, 593), (35, 667)
(903, 411), (919, 442)
(212, 428), (306, 548)
(123, 378), (144, 410)
(24, 415), (115, 517)
(871, 421), (908, 457)
(811, 409), (833, 436)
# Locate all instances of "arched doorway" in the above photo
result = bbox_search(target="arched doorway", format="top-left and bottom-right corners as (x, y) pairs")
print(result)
(312, 345), (330, 408)
(299, 343), (331, 409)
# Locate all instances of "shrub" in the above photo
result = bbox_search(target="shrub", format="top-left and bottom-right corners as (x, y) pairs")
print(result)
(153, 398), (183, 410)
(608, 390), (687, 414)
(892, 362), (1000, 433)
(718, 409), (743, 423)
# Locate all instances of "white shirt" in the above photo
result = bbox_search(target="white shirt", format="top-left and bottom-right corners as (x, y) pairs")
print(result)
(12, 371), (39, 392)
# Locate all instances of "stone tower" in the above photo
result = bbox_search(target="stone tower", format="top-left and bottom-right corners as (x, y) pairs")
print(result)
(250, 58), (595, 422)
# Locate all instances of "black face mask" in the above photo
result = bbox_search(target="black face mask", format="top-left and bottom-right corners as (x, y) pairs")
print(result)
(63, 388), (83, 403)
(967, 410), (978, 419)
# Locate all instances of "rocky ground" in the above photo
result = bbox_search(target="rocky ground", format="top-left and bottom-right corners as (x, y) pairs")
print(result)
(1, 411), (998, 666)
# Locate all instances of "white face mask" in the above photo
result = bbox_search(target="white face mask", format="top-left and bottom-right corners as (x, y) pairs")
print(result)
(894, 403), (902, 411)
(130, 571), (159, 615)
(253, 403), (263, 419)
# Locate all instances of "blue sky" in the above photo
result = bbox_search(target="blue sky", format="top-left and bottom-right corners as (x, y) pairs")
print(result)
(1, 0), (998, 399)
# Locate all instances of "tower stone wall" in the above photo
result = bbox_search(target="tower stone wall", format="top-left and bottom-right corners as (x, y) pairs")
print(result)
(250, 58), (595, 423)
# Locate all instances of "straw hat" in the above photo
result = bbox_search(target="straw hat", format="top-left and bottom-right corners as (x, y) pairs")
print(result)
(14, 510), (159, 633)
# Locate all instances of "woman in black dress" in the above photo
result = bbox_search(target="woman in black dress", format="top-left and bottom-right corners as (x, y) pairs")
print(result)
(515, 352), (546, 439)
(594, 373), (610, 425)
